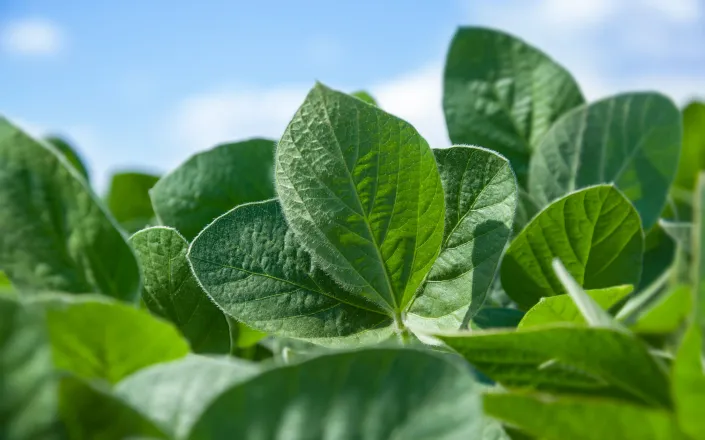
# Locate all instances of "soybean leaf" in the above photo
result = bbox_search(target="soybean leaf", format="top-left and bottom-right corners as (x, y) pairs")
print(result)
(407, 146), (517, 331)
(500, 185), (643, 310)
(443, 27), (584, 185)
(106, 171), (160, 233)
(275, 83), (445, 318)
(129, 227), (231, 354)
(673, 324), (705, 440)
(44, 135), (90, 181)
(528, 92), (682, 230)
(41, 295), (190, 383)
(640, 224), (676, 289)
(188, 200), (395, 346)
(472, 307), (525, 329)
(514, 189), (540, 233)
(630, 285), (692, 334)
(59, 375), (168, 440)
(438, 325), (671, 407)
(519, 285), (632, 328)
(351, 90), (378, 106)
(484, 392), (685, 440)
(695, 172), (705, 331)
(151, 138), (276, 241)
(115, 355), (261, 439)
(673, 101), (705, 192)
(661, 220), (692, 256)
(0, 297), (62, 440)
(187, 348), (484, 440)
(0, 117), (141, 301)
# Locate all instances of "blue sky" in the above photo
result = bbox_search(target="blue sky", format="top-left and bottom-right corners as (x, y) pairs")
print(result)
(2, 0), (704, 190)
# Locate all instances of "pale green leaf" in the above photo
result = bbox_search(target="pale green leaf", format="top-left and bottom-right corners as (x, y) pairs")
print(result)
(106, 171), (160, 233)
(351, 90), (378, 106)
(630, 285), (692, 334)
(275, 83), (445, 316)
(660, 220), (692, 255)
(59, 375), (168, 440)
(115, 355), (260, 439)
(0, 117), (141, 301)
(519, 284), (632, 328)
(188, 200), (395, 346)
(438, 325), (671, 407)
(407, 146), (517, 331)
(443, 27), (584, 185)
(501, 185), (643, 310)
(0, 297), (61, 440)
(129, 226), (231, 354)
(187, 348), (484, 440)
(151, 138), (276, 240)
(485, 392), (686, 440)
(529, 92), (682, 230)
(673, 324), (705, 440)
(42, 295), (190, 383)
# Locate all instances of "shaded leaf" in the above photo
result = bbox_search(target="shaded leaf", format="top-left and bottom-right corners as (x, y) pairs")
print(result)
(501, 185), (643, 310)
(106, 171), (160, 232)
(0, 117), (141, 301)
(188, 348), (484, 440)
(472, 307), (525, 329)
(529, 92), (682, 230)
(188, 200), (394, 346)
(151, 138), (276, 240)
(275, 83), (445, 317)
(129, 226), (231, 354)
(407, 146), (517, 331)
(44, 135), (90, 181)
(443, 27), (584, 185)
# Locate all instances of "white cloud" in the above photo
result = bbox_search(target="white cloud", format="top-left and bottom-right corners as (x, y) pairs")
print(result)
(1, 18), (66, 56)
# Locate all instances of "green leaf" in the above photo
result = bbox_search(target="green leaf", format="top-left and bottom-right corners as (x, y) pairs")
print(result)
(673, 101), (705, 191)
(151, 138), (276, 241)
(661, 220), (692, 256)
(42, 295), (190, 383)
(129, 226), (231, 354)
(443, 27), (584, 185)
(484, 392), (686, 440)
(44, 135), (90, 181)
(0, 117), (141, 301)
(106, 171), (160, 233)
(630, 285), (692, 334)
(640, 223), (676, 290)
(59, 375), (168, 440)
(0, 297), (61, 440)
(472, 307), (525, 329)
(694, 172), (705, 331)
(188, 200), (395, 346)
(351, 90), (378, 106)
(519, 285), (632, 328)
(500, 185), (643, 310)
(528, 92), (682, 230)
(187, 348), (484, 440)
(514, 189), (540, 233)
(115, 355), (260, 439)
(438, 325), (671, 407)
(275, 83), (445, 319)
(673, 324), (705, 440)
(407, 146), (517, 331)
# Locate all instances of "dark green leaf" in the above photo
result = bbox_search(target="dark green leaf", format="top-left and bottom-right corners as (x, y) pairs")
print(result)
(129, 226), (231, 354)
(529, 92), (682, 230)
(188, 348), (484, 440)
(472, 307), (525, 329)
(501, 185), (643, 310)
(59, 375), (167, 440)
(44, 135), (90, 181)
(188, 200), (394, 346)
(115, 355), (260, 439)
(485, 392), (685, 440)
(0, 117), (141, 301)
(639, 224), (676, 290)
(407, 146), (517, 331)
(519, 285), (632, 328)
(151, 138), (276, 240)
(106, 171), (160, 233)
(275, 83), (445, 320)
(438, 325), (671, 407)
(443, 27), (584, 185)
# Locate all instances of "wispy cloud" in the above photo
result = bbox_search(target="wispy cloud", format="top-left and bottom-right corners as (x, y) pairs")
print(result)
(1, 18), (66, 57)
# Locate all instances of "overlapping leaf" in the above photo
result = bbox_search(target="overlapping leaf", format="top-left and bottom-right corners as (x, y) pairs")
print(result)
(501, 185), (643, 310)
(0, 117), (141, 300)
(529, 92), (682, 230)
(106, 171), (160, 232)
(443, 27), (584, 185)
(151, 138), (276, 240)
